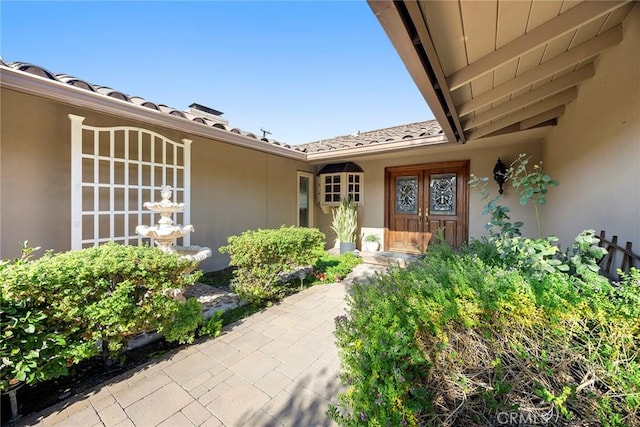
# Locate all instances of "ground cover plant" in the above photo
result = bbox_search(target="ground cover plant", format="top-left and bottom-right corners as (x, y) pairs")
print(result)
(329, 244), (639, 426)
(312, 252), (362, 283)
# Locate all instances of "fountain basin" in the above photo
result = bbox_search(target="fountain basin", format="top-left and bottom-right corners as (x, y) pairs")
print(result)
(175, 245), (213, 274)
(135, 224), (194, 241)
(174, 245), (213, 262)
(143, 201), (185, 214)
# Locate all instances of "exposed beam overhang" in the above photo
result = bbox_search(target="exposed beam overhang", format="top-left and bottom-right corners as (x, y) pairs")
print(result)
(368, 0), (465, 143)
(458, 24), (622, 117)
(447, 0), (629, 90)
(462, 64), (595, 131)
(520, 106), (565, 130)
(467, 87), (577, 140)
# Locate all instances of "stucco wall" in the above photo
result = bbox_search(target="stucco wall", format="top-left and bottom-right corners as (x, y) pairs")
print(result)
(313, 138), (543, 250)
(0, 89), (313, 271)
(543, 5), (640, 248)
(1, 89), (73, 257)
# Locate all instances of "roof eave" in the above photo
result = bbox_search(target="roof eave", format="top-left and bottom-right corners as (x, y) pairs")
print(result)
(368, 0), (465, 144)
(0, 67), (307, 161)
(305, 134), (450, 163)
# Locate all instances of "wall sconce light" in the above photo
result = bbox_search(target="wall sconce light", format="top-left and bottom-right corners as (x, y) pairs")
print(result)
(493, 158), (508, 194)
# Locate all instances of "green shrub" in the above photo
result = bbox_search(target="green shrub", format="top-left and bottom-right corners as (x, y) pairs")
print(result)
(219, 226), (325, 303)
(161, 297), (204, 344)
(469, 229), (607, 280)
(330, 244), (640, 426)
(1, 242), (202, 388)
(199, 310), (224, 338)
(0, 243), (72, 391)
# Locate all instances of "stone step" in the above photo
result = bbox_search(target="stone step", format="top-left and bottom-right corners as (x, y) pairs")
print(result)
(360, 251), (423, 268)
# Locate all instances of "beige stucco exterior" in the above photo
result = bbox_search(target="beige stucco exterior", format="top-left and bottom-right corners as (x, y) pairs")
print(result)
(313, 136), (544, 250)
(0, 88), (313, 271)
(543, 4), (640, 248)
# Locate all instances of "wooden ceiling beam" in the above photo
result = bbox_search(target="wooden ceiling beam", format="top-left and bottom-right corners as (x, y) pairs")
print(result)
(458, 24), (622, 117)
(520, 105), (565, 130)
(466, 87), (577, 140)
(462, 63), (594, 130)
(447, 0), (628, 90)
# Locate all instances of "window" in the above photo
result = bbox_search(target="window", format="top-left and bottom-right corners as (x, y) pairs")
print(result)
(347, 173), (362, 203)
(297, 172), (314, 227)
(323, 174), (342, 203)
(317, 162), (364, 209)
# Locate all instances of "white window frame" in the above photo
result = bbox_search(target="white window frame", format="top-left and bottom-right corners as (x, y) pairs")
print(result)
(70, 114), (191, 250)
(319, 172), (364, 207)
(297, 172), (314, 227)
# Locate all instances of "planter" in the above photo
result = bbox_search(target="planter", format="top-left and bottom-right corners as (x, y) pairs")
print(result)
(364, 241), (380, 252)
(331, 199), (358, 254)
(339, 242), (356, 254)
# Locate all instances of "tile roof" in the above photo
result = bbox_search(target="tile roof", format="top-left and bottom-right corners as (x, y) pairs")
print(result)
(1, 58), (448, 156)
(1, 59), (293, 149)
(294, 120), (444, 153)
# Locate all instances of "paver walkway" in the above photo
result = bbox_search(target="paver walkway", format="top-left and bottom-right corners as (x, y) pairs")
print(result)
(17, 263), (388, 427)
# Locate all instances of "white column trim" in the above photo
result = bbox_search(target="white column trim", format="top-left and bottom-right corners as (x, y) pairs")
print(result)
(182, 138), (192, 246)
(69, 114), (85, 250)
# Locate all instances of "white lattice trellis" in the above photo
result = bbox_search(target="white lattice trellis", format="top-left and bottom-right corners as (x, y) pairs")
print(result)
(70, 114), (191, 250)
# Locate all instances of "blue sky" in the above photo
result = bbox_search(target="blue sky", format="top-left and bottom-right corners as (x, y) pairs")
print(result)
(1, 1), (433, 145)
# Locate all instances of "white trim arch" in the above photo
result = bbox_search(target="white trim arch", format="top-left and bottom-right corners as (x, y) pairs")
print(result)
(70, 114), (191, 249)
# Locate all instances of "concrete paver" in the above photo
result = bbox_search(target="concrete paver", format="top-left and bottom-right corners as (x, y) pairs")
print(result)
(205, 379), (271, 426)
(124, 382), (193, 426)
(180, 401), (213, 426)
(16, 263), (385, 427)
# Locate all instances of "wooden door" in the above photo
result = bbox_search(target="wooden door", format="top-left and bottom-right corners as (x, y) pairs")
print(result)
(387, 170), (426, 253)
(386, 161), (468, 253)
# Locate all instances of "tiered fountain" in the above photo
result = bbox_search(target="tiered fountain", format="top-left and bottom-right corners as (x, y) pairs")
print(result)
(136, 185), (212, 271)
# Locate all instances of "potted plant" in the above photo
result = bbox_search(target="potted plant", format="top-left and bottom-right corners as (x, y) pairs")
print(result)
(331, 198), (358, 254)
(363, 234), (381, 252)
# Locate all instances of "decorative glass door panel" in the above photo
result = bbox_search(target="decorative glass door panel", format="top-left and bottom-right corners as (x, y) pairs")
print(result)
(388, 172), (424, 253)
(395, 176), (419, 214)
(429, 173), (456, 216)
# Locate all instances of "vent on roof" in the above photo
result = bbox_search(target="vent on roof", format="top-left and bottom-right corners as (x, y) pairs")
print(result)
(188, 103), (229, 126)
(190, 103), (223, 116)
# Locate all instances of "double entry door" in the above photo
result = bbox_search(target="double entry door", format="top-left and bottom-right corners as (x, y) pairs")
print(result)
(386, 161), (469, 253)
